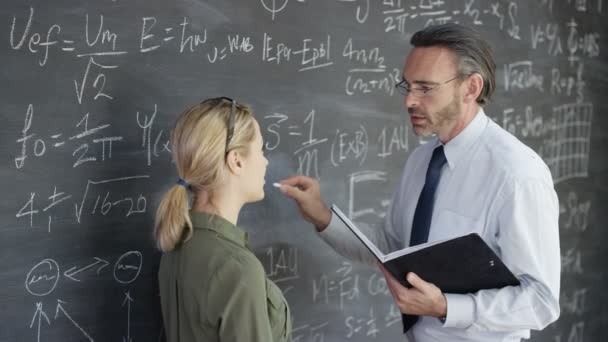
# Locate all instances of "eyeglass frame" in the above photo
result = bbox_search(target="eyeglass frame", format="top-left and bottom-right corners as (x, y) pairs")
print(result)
(395, 75), (462, 97)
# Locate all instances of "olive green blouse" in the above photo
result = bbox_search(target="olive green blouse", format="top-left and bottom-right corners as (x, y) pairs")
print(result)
(158, 211), (291, 342)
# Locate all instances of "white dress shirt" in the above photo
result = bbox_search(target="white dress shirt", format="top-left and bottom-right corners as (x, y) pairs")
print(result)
(320, 109), (561, 342)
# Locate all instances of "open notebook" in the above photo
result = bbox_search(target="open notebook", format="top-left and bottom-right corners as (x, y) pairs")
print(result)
(331, 204), (520, 293)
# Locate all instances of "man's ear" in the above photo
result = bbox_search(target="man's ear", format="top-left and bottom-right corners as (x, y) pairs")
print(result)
(225, 150), (243, 175)
(463, 73), (484, 104)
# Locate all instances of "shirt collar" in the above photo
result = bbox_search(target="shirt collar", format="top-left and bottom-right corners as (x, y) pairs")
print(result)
(441, 108), (489, 170)
(190, 211), (249, 248)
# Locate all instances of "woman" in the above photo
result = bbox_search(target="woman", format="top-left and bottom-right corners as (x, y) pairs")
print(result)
(155, 97), (291, 342)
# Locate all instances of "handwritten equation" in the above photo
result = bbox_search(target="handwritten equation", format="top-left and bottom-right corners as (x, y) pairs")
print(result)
(4, 0), (603, 341)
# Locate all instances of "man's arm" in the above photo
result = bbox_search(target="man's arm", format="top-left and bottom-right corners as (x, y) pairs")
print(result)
(380, 178), (561, 332)
(443, 178), (560, 331)
(279, 175), (401, 264)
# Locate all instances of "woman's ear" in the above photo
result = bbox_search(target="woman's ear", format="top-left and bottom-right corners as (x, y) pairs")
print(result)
(225, 150), (243, 175)
(463, 73), (484, 104)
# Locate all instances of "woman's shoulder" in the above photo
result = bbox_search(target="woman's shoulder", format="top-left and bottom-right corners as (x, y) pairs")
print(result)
(186, 230), (264, 279)
(218, 250), (265, 279)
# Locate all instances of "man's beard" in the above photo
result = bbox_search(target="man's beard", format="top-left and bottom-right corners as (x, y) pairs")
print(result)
(409, 95), (461, 137)
(434, 95), (461, 131)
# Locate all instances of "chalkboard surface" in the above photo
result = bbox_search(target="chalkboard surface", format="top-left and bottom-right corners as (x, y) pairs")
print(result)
(1, 1), (607, 341)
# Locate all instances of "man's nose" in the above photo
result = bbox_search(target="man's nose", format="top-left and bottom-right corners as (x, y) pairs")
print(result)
(404, 91), (418, 109)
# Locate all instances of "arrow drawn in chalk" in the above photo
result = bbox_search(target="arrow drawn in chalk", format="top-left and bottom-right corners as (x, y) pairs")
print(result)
(64, 257), (109, 282)
(55, 300), (94, 341)
(122, 291), (135, 342)
(29, 302), (51, 342)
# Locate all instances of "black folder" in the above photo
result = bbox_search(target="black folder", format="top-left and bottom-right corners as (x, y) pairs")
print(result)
(331, 205), (520, 292)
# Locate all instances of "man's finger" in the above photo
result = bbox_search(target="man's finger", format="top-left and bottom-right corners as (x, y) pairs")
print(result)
(379, 265), (404, 291)
(378, 265), (400, 299)
(280, 175), (314, 189)
(406, 272), (429, 292)
(279, 182), (305, 201)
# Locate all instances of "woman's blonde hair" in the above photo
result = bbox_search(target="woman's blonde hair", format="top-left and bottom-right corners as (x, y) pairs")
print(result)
(154, 97), (256, 252)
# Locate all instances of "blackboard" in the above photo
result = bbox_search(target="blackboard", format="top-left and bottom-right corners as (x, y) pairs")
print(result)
(1, 0), (607, 341)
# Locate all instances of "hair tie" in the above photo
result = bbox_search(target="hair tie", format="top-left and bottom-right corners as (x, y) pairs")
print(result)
(176, 178), (190, 189)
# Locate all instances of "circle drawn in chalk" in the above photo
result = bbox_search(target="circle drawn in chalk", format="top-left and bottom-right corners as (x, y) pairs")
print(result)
(260, 0), (289, 20)
(114, 251), (143, 284)
(25, 259), (60, 296)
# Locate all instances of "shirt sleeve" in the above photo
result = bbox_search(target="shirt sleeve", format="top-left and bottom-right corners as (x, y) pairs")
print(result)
(443, 178), (561, 331)
(318, 154), (417, 264)
(207, 257), (274, 342)
(319, 200), (405, 265)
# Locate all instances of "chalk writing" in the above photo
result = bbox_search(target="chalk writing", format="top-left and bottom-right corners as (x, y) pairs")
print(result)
(74, 175), (149, 223)
(503, 61), (544, 93)
(550, 62), (586, 100)
(54, 300), (94, 341)
(561, 288), (587, 315)
(542, 103), (593, 184)
(291, 321), (328, 342)
(63, 257), (110, 282)
(113, 251), (143, 284)
(260, 0), (290, 21)
(345, 307), (379, 338)
(330, 125), (368, 167)
(29, 302), (50, 342)
(530, 22), (563, 56)
(4, 2), (605, 341)
(295, 110), (328, 178)
(122, 291), (135, 342)
(348, 171), (389, 221)
(137, 104), (171, 166)
(74, 57), (118, 104)
(262, 33), (333, 72)
(560, 191), (591, 233)
(338, 0), (370, 24)
(140, 16), (208, 53)
(10, 7), (61, 67)
(14, 106), (123, 170)
(25, 259), (60, 296)
(553, 321), (585, 342)
(561, 248), (584, 274)
(264, 246), (300, 284)
(313, 262), (361, 310)
(566, 19), (601, 65)
(377, 124), (410, 158)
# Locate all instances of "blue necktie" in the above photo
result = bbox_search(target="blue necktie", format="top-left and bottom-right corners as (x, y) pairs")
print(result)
(402, 145), (447, 333)
(410, 145), (447, 246)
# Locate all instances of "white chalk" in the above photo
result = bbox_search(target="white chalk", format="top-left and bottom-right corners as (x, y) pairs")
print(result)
(272, 182), (282, 188)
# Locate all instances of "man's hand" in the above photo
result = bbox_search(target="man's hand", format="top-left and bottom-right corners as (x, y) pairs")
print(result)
(277, 175), (332, 231)
(379, 264), (447, 318)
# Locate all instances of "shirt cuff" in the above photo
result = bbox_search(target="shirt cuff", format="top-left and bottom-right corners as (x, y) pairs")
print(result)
(442, 293), (476, 329)
(318, 212), (341, 240)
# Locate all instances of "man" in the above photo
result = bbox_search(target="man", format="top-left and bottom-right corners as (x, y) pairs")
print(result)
(278, 23), (560, 341)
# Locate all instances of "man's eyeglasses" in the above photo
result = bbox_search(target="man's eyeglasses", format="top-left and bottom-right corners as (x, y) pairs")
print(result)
(395, 75), (460, 97)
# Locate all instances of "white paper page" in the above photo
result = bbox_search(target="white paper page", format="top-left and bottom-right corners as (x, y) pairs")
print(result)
(383, 238), (449, 261)
(331, 205), (387, 262)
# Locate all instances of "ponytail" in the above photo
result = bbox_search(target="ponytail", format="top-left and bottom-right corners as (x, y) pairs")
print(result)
(154, 184), (192, 252)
